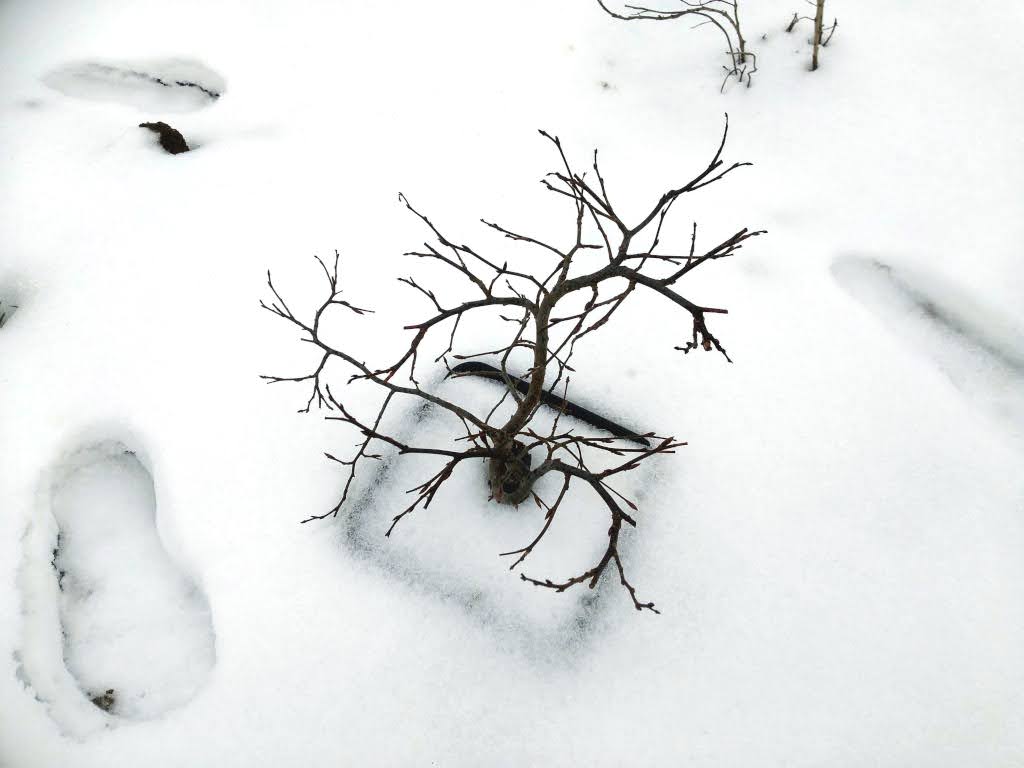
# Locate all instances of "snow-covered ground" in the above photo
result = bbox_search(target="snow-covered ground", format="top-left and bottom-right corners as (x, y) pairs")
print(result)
(1, 1), (1023, 765)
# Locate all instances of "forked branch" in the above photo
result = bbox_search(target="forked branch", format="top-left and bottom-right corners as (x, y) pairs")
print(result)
(262, 116), (763, 613)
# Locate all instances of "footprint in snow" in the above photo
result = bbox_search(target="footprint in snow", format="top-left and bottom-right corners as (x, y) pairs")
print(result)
(832, 254), (1024, 441)
(42, 57), (225, 113)
(16, 441), (215, 735)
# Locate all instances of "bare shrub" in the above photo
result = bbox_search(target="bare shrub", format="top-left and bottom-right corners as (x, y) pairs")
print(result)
(262, 117), (764, 613)
(596, 0), (756, 90)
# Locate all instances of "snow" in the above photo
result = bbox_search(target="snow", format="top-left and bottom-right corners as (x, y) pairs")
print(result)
(1, 0), (1023, 765)
(42, 442), (215, 725)
(833, 255), (1024, 443)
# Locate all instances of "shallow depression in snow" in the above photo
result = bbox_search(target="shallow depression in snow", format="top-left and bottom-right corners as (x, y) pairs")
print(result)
(340, 370), (661, 653)
(832, 254), (1024, 441)
(0, 296), (16, 329)
(36, 442), (215, 724)
(42, 58), (224, 113)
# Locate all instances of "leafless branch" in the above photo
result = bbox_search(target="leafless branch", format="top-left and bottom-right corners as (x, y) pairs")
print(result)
(786, 0), (837, 69)
(596, 0), (757, 90)
(263, 117), (762, 613)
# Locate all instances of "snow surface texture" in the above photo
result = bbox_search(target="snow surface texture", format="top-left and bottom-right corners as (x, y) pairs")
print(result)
(1, 0), (1024, 765)
(15, 441), (215, 737)
(42, 58), (224, 113)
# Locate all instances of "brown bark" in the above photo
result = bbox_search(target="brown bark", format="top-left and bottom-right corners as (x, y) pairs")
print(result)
(811, 0), (825, 71)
